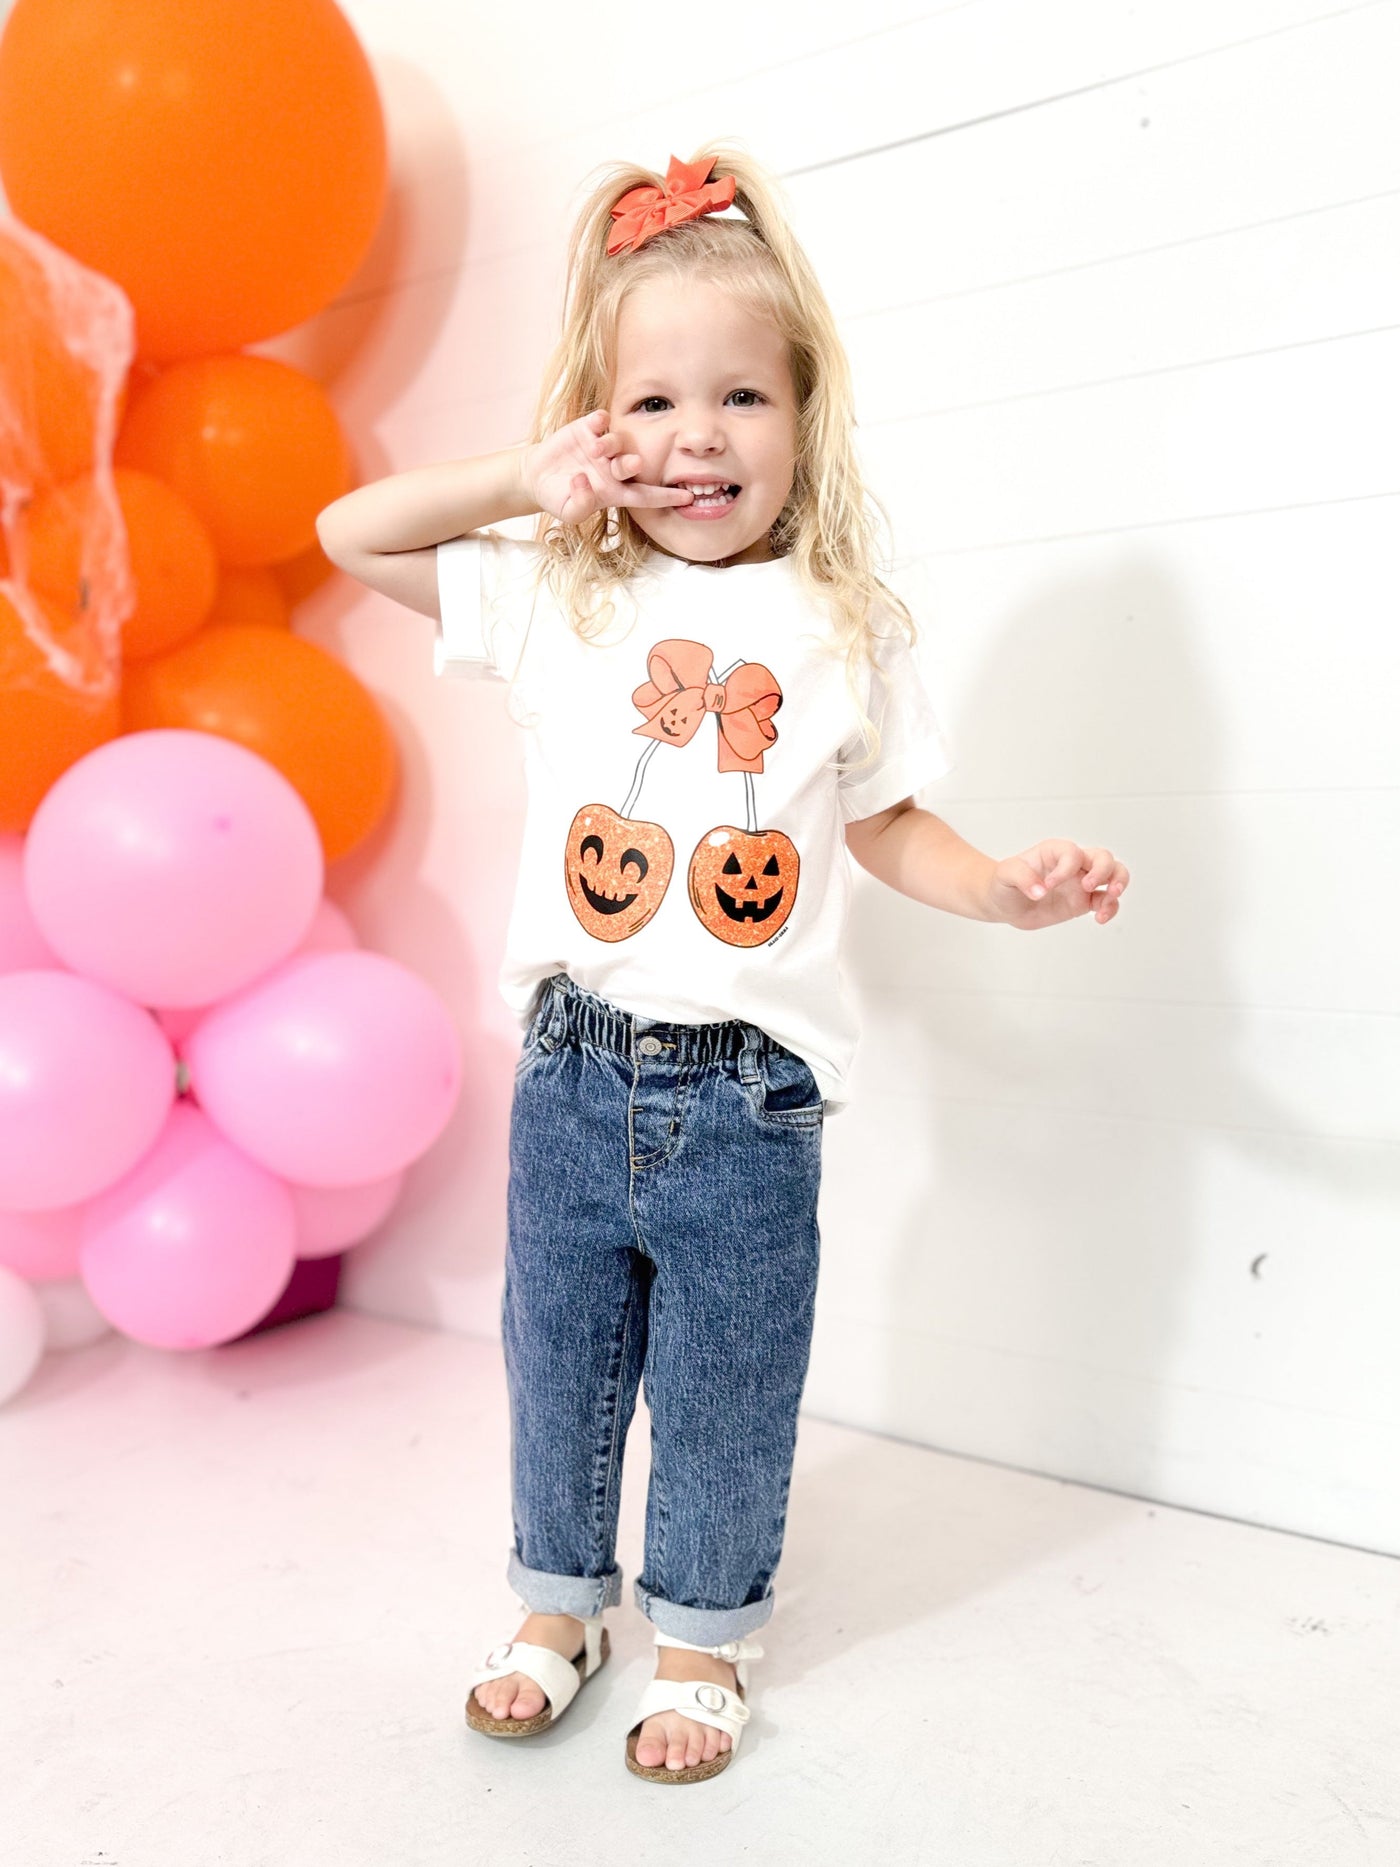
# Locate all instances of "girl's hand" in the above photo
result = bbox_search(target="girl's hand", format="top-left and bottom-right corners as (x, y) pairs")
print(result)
(987, 840), (1129, 930)
(519, 410), (696, 527)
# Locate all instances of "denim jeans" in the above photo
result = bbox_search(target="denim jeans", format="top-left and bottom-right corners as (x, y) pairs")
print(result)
(501, 970), (824, 1645)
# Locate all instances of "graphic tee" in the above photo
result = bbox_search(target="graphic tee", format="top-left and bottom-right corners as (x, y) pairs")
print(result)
(434, 532), (955, 1116)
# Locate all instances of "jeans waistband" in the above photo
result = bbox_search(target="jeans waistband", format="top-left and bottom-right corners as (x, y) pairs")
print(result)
(535, 971), (786, 1070)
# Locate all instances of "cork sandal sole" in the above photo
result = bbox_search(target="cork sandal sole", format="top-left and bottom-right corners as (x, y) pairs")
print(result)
(465, 1626), (611, 1737)
(623, 1679), (745, 1784)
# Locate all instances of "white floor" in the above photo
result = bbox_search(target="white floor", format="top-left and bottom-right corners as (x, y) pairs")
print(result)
(6, 1309), (1397, 1867)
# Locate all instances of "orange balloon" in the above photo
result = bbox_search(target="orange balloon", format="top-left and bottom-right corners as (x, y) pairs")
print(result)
(114, 355), (352, 567)
(205, 567), (291, 632)
(0, 0), (387, 362)
(20, 467), (218, 662)
(120, 624), (396, 864)
(0, 589), (122, 832)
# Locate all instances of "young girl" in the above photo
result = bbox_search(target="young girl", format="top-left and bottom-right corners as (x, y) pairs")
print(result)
(317, 143), (1129, 1785)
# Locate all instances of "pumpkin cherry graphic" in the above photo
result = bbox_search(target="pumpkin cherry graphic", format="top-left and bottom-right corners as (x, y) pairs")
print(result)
(624, 637), (799, 948)
(564, 705), (678, 940)
(564, 801), (673, 942)
(564, 635), (797, 946)
(689, 821), (799, 946)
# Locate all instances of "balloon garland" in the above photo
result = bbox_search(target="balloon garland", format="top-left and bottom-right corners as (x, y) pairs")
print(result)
(0, 2), (461, 1398)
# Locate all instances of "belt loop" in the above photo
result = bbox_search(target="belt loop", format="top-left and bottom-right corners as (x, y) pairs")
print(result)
(737, 1024), (762, 1087)
(542, 973), (569, 1049)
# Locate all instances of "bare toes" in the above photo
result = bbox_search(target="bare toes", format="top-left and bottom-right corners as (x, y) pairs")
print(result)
(476, 1672), (544, 1722)
(635, 1717), (667, 1768)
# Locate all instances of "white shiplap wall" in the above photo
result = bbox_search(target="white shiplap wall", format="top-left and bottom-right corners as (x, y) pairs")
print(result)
(277, 0), (1400, 1554)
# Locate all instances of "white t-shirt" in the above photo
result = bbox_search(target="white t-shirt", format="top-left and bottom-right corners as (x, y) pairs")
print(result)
(433, 533), (955, 1116)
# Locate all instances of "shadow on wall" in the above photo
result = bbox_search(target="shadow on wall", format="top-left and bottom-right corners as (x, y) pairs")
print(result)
(252, 55), (471, 415)
(809, 548), (1395, 1556)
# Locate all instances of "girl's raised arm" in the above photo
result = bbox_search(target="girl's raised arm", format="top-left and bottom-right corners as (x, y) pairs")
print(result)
(317, 412), (693, 618)
(315, 445), (535, 619)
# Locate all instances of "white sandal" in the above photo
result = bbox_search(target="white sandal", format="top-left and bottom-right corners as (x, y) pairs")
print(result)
(464, 1608), (610, 1737)
(623, 1629), (764, 1783)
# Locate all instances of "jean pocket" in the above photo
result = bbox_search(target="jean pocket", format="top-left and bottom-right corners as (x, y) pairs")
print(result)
(746, 1045), (825, 1130)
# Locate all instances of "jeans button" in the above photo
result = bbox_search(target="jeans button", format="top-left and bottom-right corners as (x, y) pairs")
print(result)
(638, 1035), (663, 1056)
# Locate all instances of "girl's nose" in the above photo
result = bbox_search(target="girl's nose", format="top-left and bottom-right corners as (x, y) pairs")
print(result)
(678, 419), (726, 453)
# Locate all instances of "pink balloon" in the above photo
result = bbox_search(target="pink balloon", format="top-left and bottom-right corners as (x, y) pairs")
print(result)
(80, 1102), (296, 1350)
(0, 971), (176, 1210)
(148, 894), (359, 1052)
(23, 729), (323, 1007)
(0, 1202), (85, 1281)
(288, 1170), (405, 1257)
(0, 835), (59, 972)
(185, 950), (462, 1187)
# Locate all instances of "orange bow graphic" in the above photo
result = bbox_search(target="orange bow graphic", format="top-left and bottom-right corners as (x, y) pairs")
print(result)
(606, 156), (738, 257)
(631, 639), (781, 774)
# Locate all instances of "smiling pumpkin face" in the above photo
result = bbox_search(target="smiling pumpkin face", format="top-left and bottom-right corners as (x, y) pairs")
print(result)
(564, 803), (674, 941)
(651, 696), (709, 741)
(687, 825), (799, 947)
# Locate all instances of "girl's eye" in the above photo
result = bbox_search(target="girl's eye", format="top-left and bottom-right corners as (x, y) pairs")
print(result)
(632, 390), (766, 414)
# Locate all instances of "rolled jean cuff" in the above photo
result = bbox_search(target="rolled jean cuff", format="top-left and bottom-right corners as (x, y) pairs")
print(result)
(633, 1579), (774, 1645)
(507, 1548), (622, 1617)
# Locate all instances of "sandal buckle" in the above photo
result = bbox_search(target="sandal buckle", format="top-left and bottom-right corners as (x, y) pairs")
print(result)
(695, 1683), (727, 1713)
(484, 1641), (513, 1668)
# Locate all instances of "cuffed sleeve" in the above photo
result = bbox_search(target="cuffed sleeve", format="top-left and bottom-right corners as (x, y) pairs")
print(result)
(434, 529), (544, 683)
(837, 628), (955, 826)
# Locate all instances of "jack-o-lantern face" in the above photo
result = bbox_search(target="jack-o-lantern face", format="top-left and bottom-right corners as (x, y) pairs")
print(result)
(687, 825), (799, 947)
(565, 804), (673, 942)
(653, 697), (708, 740)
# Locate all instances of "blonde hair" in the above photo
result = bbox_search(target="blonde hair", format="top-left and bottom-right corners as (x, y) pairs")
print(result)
(522, 138), (923, 777)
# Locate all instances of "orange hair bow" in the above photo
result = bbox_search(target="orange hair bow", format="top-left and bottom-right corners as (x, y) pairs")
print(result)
(631, 639), (781, 774)
(606, 155), (738, 257)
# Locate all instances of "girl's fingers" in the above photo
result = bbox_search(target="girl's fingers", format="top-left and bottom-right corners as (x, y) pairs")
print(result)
(1084, 856), (1128, 895)
(1042, 850), (1079, 890)
(623, 481), (694, 508)
(569, 454), (691, 509)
